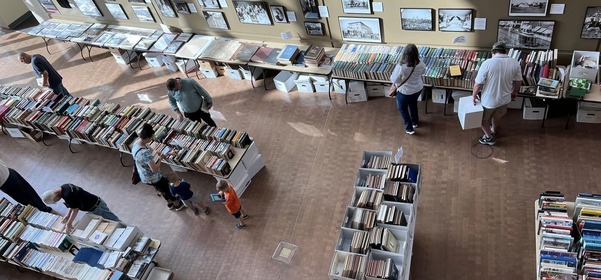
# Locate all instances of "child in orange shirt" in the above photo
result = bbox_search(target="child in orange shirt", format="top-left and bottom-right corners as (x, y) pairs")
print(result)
(216, 180), (248, 229)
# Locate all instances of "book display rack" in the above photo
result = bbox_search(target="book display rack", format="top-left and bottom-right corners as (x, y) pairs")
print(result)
(330, 150), (420, 280)
(0, 85), (263, 196)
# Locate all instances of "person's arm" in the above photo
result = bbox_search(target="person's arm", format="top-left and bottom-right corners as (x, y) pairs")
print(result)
(388, 64), (403, 96)
(167, 93), (184, 121)
(40, 70), (49, 87)
(192, 81), (213, 109)
(512, 80), (522, 101)
(472, 83), (483, 105)
(63, 208), (78, 233)
(148, 153), (165, 172)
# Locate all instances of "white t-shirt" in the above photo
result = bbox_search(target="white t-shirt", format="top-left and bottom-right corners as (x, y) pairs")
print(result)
(475, 54), (522, 109)
(390, 61), (427, 95)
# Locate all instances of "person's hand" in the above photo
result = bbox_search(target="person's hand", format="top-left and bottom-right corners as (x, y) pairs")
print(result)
(473, 96), (479, 105)
(207, 103), (213, 110)
(511, 93), (517, 101)
(42, 82), (49, 87)
(176, 113), (184, 121)
(66, 223), (73, 233)
(61, 216), (68, 223)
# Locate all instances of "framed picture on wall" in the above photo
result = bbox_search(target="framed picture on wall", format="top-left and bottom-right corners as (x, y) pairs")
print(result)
(106, 3), (128, 20)
(270, 5), (288, 23)
(400, 8), (434, 31)
(154, 0), (177, 18)
(174, 1), (190, 14)
(132, 6), (155, 22)
(338, 17), (382, 43)
(203, 11), (229, 29)
(581, 7), (601, 39)
(509, 0), (548, 17)
(233, 1), (272, 25)
(300, 0), (319, 19)
(128, 0), (146, 3)
(497, 20), (555, 50)
(73, 0), (103, 17)
(438, 9), (473, 32)
(304, 21), (324, 36)
(38, 0), (60, 13)
(198, 0), (220, 9)
(342, 0), (371, 14)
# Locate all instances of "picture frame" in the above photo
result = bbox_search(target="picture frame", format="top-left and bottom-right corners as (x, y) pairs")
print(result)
(270, 5), (288, 23)
(438, 9), (473, 32)
(132, 6), (155, 22)
(198, 0), (221, 9)
(509, 0), (548, 17)
(174, 1), (190, 14)
(153, 0), (177, 18)
(581, 7), (601, 39)
(73, 0), (103, 17)
(300, 0), (319, 19)
(497, 20), (555, 50)
(233, 1), (272, 25)
(203, 11), (229, 29)
(342, 0), (371, 14)
(570, 50), (600, 80)
(400, 8), (434, 31)
(338, 16), (382, 43)
(304, 21), (324, 36)
(38, 0), (60, 13)
(128, 0), (146, 3)
(106, 3), (128, 20)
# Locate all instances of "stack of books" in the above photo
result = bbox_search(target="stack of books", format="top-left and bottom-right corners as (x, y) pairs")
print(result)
(304, 45), (325, 67)
(383, 181), (415, 203)
(361, 155), (392, 169)
(19, 225), (73, 252)
(350, 230), (369, 254)
(368, 227), (400, 253)
(276, 45), (300, 65)
(351, 208), (376, 231)
(376, 205), (408, 226)
(341, 254), (366, 279)
(573, 193), (601, 279)
(356, 173), (384, 189)
(386, 163), (418, 183)
(537, 78), (561, 97)
(365, 258), (399, 280)
(355, 190), (383, 210)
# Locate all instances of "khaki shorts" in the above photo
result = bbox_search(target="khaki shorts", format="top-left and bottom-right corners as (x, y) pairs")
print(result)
(482, 105), (508, 122)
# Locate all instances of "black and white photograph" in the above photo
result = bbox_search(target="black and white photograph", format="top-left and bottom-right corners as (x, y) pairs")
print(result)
(153, 0), (177, 18)
(203, 11), (229, 29)
(270, 5), (288, 23)
(304, 21), (324, 36)
(128, 0), (146, 3)
(233, 1), (272, 25)
(106, 3), (128, 19)
(497, 20), (555, 50)
(342, 0), (371, 14)
(73, 0), (103, 17)
(581, 7), (601, 39)
(509, 0), (548, 17)
(339, 17), (382, 43)
(438, 9), (473, 32)
(132, 6), (155, 22)
(300, 0), (319, 19)
(39, 0), (60, 13)
(400, 8), (434, 31)
(198, 0), (220, 9)
(174, 1), (190, 14)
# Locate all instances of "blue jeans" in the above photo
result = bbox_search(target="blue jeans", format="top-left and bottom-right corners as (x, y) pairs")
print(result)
(50, 83), (71, 97)
(396, 89), (422, 132)
(90, 199), (120, 222)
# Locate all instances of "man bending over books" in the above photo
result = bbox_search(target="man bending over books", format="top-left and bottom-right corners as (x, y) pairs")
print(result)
(166, 77), (217, 127)
(42, 184), (120, 233)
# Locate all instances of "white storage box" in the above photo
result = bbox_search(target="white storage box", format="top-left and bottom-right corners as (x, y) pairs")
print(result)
(348, 91), (368, 103)
(240, 68), (262, 81)
(200, 68), (218, 79)
(310, 75), (328, 83)
(523, 98), (547, 120)
(366, 84), (385, 97)
(6, 128), (25, 138)
(162, 55), (178, 72)
(274, 71), (299, 93)
(110, 48), (135, 65)
(332, 78), (347, 94)
(577, 101), (601, 123)
(226, 67), (243, 80)
(314, 81), (331, 92)
(458, 96), (483, 130)
(432, 88), (448, 104)
(507, 96), (524, 109)
(144, 53), (164, 68)
(175, 59), (197, 75)
(294, 75), (314, 93)
(451, 91), (471, 113)
(146, 267), (173, 280)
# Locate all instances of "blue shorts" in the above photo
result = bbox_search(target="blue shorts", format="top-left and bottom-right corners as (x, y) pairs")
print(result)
(232, 207), (242, 218)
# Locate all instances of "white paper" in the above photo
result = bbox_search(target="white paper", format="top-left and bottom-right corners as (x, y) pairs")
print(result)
(474, 18), (486, 30)
(318, 6), (329, 17)
(219, 0), (228, 8)
(187, 3), (197, 13)
(373, 2), (383, 12)
(452, 36), (467, 44)
(280, 31), (292, 40)
(286, 11), (297, 22)
(394, 147), (403, 164)
(549, 4), (565, 14)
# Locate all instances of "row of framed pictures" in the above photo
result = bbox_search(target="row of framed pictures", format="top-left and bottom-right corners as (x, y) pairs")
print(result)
(401, 8), (474, 32)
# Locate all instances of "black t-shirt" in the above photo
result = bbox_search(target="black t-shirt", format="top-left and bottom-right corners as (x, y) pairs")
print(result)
(61, 184), (100, 211)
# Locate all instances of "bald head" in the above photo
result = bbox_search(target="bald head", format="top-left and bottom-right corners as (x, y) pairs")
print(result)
(18, 52), (32, 64)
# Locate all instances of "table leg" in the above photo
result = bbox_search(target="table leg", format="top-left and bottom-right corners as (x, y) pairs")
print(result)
(68, 138), (76, 153)
(119, 151), (129, 167)
(87, 46), (93, 62)
(541, 102), (549, 128)
(249, 66), (257, 89)
(77, 43), (87, 61)
(424, 88), (430, 114)
(127, 51), (135, 69)
(184, 59), (190, 78)
(345, 80), (350, 105)
(42, 38), (51, 55)
(443, 89), (450, 115)
(41, 133), (50, 146)
(262, 69), (268, 90)
(194, 60), (200, 80)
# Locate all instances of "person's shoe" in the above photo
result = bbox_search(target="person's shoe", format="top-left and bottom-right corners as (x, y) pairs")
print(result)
(478, 135), (496, 146)
(175, 203), (186, 211)
(412, 124), (418, 129)
(193, 207), (200, 215)
(236, 223), (247, 229)
(204, 206), (211, 215)
(406, 130), (415, 135)
(242, 214), (249, 219)
(167, 203), (175, 210)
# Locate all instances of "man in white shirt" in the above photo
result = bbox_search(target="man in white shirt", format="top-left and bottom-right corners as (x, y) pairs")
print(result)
(472, 42), (522, 145)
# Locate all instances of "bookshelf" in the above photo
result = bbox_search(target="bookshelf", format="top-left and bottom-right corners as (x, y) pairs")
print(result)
(330, 150), (420, 280)
(0, 85), (263, 196)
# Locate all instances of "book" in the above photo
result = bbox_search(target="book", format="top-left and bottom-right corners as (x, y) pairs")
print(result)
(210, 193), (225, 202)
(265, 48), (282, 65)
(235, 45), (260, 62)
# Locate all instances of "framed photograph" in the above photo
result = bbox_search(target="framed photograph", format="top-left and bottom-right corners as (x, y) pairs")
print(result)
(338, 17), (382, 43)
(174, 1), (190, 14)
(497, 20), (555, 50)
(203, 11), (229, 29)
(300, 0), (319, 19)
(342, 0), (371, 14)
(128, 0), (146, 3)
(581, 7), (601, 39)
(73, 0), (103, 17)
(106, 3), (128, 20)
(509, 0), (548, 17)
(198, 0), (221, 9)
(38, 0), (60, 13)
(132, 6), (155, 22)
(233, 1), (272, 25)
(270, 5), (288, 23)
(400, 8), (434, 31)
(154, 0), (177, 18)
(304, 21), (324, 36)
(438, 9), (473, 32)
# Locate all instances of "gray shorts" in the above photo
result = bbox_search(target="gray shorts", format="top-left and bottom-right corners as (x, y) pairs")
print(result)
(482, 105), (508, 122)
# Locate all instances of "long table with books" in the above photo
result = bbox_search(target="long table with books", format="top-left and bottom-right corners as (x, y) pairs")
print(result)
(0, 85), (263, 196)
(329, 150), (420, 280)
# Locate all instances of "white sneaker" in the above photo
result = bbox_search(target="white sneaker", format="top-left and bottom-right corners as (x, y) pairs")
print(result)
(406, 130), (415, 135)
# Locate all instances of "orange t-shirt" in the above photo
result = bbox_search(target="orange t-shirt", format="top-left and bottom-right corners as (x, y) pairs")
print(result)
(223, 187), (241, 214)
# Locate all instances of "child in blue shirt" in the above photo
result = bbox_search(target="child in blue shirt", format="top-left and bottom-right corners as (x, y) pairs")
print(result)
(167, 173), (210, 215)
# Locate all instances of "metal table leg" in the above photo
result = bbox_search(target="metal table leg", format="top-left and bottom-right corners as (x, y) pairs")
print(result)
(76, 43), (87, 61)
(345, 80), (350, 105)
(87, 46), (94, 62)
(249, 66), (257, 89)
(541, 102), (549, 128)
(327, 74), (332, 100)
(184, 59), (191, 78)
(41, 133), (50, 146)
(119, 151), (129, 167)
(443, 89), (450, 116)
(42, 38), (51, 55)
(193, 60), (200, 80)
(68, 138), (76, 153)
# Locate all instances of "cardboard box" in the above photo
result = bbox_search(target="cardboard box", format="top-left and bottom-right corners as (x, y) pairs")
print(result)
(314, 81), (331, 92)
(577, 101), (601, 123)
(432, 88), (448, 104)
(294, 75), (314, 93)
(523, 98), (547, 120)
(240, 67), (262, 81)
(215, 66), (226, 76)
(458, 96), (483, 130)
(366, 84), (385, 97)
(200, 68), (218, 78)
(175, 59), (197, 75)
(348, 91), (368, 103)
(274, 71), (299, 93)
(198, 60), (216, 70)
(162, 55), (177, 72)
(225, 67), (243, 80)
(144, 53), (163, 68)
(451, 91), (471, 113)
(332, 78), (347, 94)
(110, 48), (135, 65)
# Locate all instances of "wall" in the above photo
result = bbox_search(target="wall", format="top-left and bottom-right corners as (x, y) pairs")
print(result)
(0, 0), (30, 29)
(31, 0), (601, 52)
